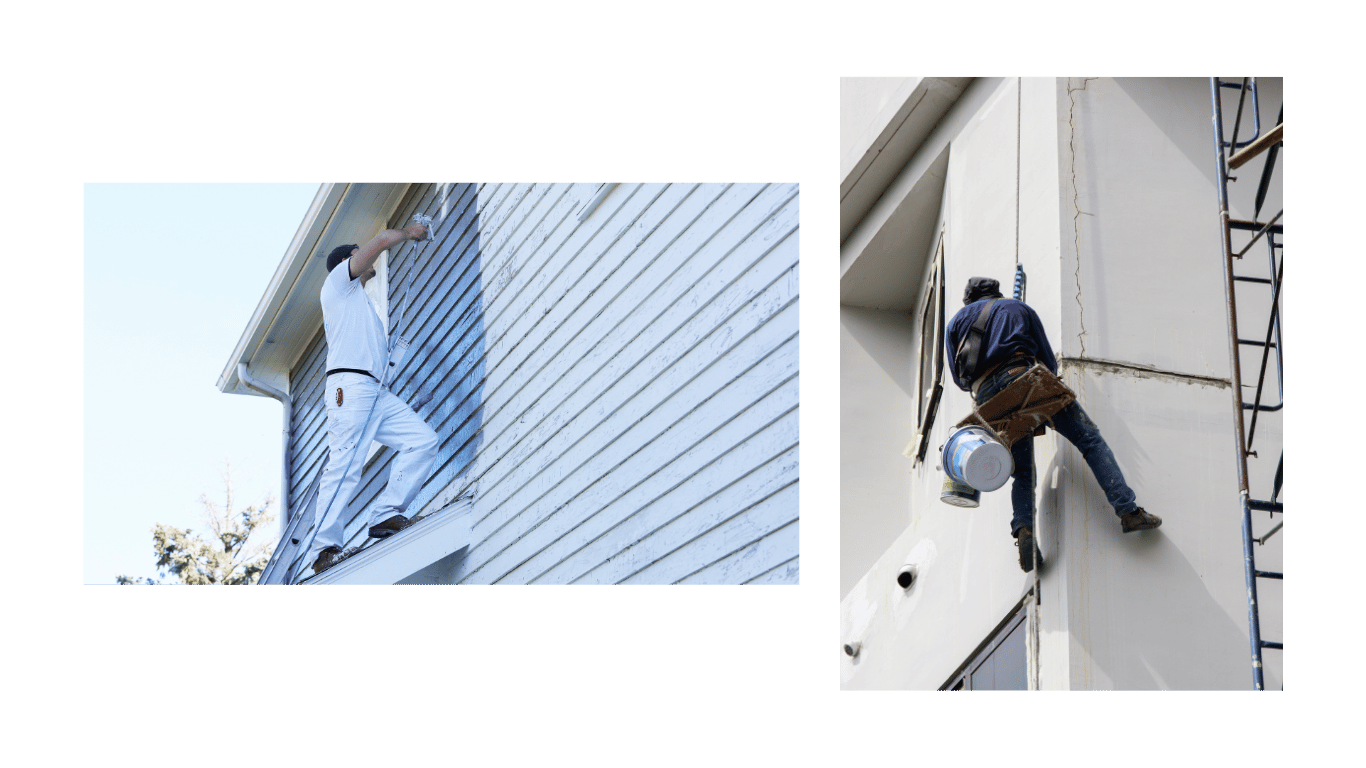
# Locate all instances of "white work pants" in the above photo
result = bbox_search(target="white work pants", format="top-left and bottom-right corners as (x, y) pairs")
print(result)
(306, 372), (439, 565)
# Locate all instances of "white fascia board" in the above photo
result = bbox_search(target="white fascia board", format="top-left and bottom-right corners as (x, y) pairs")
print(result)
(216, 183), (415, 397)
(840, 78), (928, 188)
(839, 145), (950, 310)
(216, 183), (344, 395)
(841, 78), (972, 244)
(305, 494), (475, 585)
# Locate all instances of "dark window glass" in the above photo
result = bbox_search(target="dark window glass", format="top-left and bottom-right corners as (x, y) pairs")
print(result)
(969, 616), (1027, 690)
(944, 603), (1028, 690)
(912, 239), (945, 464)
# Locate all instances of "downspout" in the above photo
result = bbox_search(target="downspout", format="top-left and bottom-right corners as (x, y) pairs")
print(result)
(238, 362), (291, 539)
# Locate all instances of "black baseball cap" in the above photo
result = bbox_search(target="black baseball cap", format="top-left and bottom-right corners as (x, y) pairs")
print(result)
(326, 244), (358, 272)
(963, 277), (1004, 305)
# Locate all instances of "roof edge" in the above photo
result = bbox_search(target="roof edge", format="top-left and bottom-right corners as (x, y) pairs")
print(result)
(216, 183), (345, 394)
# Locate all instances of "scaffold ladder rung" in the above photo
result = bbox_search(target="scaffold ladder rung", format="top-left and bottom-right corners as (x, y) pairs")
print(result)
(1228, 219), (1284, 233)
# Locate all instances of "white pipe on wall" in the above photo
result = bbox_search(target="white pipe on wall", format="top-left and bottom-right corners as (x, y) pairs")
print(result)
(238, 363), (291, 538)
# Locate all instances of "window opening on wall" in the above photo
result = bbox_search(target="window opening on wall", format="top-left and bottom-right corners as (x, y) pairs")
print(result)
(941, 600), (1029, 690)
(911, 235), (946, 465)
(363, 249), (391, 335)
(359, 248), (391, 466)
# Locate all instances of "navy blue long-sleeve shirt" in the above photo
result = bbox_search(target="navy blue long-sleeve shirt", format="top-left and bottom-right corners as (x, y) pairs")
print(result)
(945, 297), (1058, 391)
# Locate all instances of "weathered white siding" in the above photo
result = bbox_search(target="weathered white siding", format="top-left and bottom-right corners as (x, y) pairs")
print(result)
(455, 183), (799, 584)
(261, 182), (799, 584)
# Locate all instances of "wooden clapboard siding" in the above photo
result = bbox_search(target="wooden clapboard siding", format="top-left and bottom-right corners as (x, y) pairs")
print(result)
(264, 328), (329, 580)
(464, 183), (721, 570)
(549, 347), (799, 584)
(285, 331), (325, 511)
(385, 183), (485, 515)
(501, 275), (799, 583)
(454, 182), (800, 584)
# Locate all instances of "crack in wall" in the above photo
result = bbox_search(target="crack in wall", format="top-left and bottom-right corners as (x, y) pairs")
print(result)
(1057, 356), (1232, 389)
(1067, 78), (1098, 357)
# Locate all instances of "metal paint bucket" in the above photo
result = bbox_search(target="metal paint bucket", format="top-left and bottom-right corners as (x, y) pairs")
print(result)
(941, 425), (1013, 492)
(940, 477), (981, 507)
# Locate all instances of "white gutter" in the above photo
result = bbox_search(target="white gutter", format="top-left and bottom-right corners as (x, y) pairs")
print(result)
(238, 362), (291, 538)
(216, 184), (340, 395)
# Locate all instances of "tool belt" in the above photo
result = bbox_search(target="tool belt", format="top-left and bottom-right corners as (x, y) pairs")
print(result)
(956, 362), (1076, 449)
(969, 355), (1033, 399)
(326, 368), (379, 382)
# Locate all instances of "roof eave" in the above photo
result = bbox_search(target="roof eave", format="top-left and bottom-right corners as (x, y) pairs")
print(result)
(840, 77), (972, 245)
(216, 183), (343, 396)
(216, 183), (416, 397)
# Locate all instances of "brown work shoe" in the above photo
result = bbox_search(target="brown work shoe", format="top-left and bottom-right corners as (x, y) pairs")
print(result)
(1120, 508), (1162, 533)
(312, 546), (343, 575)
(368, 515), (414, 539)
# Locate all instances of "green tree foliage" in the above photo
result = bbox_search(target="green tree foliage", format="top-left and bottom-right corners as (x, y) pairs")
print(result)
(119, 463), (276, 585)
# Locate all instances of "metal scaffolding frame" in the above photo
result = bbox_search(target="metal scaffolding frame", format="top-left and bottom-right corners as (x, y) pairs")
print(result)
(1210, 77), (1284, 690)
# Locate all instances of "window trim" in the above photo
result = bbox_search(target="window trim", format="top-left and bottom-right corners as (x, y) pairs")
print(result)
(941, 598), (1029, 690)
(911, 235), (946, 465)
(362, 248), (391, 335)
(359, 248), (392, 466)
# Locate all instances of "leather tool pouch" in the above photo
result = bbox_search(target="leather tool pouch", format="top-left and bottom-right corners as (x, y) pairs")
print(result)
(955, 363), (1076, 449)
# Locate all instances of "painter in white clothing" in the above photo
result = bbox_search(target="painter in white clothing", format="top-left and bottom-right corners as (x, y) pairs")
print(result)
(305, 220), (439, 578)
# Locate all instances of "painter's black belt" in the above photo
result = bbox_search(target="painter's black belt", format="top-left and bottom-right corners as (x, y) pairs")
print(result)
(326, 368), (379, 382)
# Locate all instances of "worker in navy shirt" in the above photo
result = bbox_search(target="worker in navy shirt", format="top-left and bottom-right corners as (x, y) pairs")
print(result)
(946, 277), (1161, 572)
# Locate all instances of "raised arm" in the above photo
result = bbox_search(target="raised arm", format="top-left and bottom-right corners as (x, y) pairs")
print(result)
(348, 220), (430, 280)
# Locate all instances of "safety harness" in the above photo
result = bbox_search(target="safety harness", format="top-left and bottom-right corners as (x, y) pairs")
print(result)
(954, 297), (1000, 386)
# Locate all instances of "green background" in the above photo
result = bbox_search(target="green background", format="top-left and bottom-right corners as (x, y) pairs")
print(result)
(13, 1), (1355, 759)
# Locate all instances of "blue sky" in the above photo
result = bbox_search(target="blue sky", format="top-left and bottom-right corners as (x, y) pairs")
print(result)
(84, 183), (320, 583)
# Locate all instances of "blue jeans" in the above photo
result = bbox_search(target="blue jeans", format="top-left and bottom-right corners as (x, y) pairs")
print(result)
(975, 365), (1138, 537)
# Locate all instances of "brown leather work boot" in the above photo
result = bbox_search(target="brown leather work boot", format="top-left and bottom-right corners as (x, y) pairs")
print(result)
(312, 546), (343, 575)
(1120, 508), (1162, 533)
